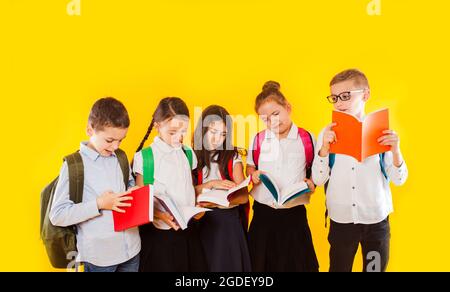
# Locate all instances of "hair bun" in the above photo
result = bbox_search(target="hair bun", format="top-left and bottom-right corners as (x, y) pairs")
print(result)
(262, 81), (281, 92)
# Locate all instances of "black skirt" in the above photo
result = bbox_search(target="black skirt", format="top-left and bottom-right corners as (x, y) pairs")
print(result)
(248, 201), (319, 272)
(199, 207), (252, 272)
(138, 221), (208, 272)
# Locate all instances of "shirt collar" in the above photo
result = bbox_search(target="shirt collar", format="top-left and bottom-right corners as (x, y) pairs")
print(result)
(153, 136), (180, 153)
(80, 142), (117, 161)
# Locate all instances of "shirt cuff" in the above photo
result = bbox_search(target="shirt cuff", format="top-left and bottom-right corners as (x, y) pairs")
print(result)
(86, 199), (101, 218)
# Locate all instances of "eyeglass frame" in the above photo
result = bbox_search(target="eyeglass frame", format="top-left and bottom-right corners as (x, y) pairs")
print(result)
(326, 89), (366, 104)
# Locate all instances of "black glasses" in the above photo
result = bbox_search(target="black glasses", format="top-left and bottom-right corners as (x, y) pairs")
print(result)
(326, 89), (365, 104)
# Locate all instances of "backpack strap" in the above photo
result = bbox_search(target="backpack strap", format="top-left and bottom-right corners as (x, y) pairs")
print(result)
(379, 152), (388, 181)
(182, 146), (194, 170)
(64, 152), (84, 204)
(252, 131), (266, 170)
(142, 145), (194, 186)
(298, 128), (314, 179)
(219, 157), (235, 181)
(196, 169), (204, 186)
(142, 146), (155, 186)
(115, 149), (130, 189)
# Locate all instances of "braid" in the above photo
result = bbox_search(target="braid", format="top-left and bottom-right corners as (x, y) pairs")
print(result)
(136, 119), (155, 153)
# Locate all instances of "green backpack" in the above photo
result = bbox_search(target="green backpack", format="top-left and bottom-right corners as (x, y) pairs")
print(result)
(40, 149), (130, 269)
(141, 145), (193, 185)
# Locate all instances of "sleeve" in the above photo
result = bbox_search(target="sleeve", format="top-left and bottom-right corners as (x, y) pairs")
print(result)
(233, 153), (243, 167)
(384, 151), (408, 186)
(49, 162), (101, 227)
(127, 166), (136, 188)
(246, 135), (256, 167)
(311, 128), (331, 186)
(192, 148), (198, 170)
(132, 151), (143, 176)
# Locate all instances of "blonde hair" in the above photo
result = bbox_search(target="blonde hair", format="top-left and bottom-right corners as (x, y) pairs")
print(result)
(330, 69), (370, 88)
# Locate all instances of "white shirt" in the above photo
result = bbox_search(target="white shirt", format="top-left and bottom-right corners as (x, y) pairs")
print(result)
(200, 153), (243, 209)
(247, 123), (316, 209)
(133, 136), (198, 230)
(312, 127), (408, 225)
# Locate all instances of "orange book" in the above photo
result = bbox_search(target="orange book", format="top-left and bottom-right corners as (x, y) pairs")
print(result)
(112, 185), (154, 232)
(329, 109), (390, 162)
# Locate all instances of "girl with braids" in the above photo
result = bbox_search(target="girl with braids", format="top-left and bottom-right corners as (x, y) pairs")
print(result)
(133, 97), (208, 272)
(246, 81), (319, 272)
(192, 105), (251, 272)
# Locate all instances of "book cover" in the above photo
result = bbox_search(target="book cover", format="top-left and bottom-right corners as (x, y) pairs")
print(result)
(329, 109), (390, 162)
(112, 185), (154, 232)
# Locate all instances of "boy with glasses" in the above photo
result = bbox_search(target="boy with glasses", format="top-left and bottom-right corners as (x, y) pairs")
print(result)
(312, 69), (408, 272)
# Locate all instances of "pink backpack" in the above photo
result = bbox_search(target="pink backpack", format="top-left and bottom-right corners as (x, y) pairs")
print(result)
(252, 127), (315, 178)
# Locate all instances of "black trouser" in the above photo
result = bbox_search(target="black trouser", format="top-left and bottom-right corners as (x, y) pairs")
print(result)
(328, 217), (390, 272)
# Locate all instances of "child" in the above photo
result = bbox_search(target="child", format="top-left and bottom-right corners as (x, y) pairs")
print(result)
(50, 97), (140, 272)
(312, 69), (408, 272)
(133, 97), (207, 272)
(246, 81), (319, 272)
(193, 105), (252, 272)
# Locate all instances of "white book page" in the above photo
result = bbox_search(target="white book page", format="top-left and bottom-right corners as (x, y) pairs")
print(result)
(280, 181), (309, 205)
(179, 206), (211, 230)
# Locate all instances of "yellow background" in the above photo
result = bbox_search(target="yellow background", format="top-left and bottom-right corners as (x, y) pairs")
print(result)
(1, 0), (449, 271)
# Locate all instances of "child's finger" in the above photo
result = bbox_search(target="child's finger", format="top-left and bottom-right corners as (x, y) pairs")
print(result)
(119, 196), (133, 202)
(117, 202), (132, 208)
(113, 207), (126, 213)
(327, 122), (337, 130)
(377, 135), (391, 142)
(382, 129), (395, 135)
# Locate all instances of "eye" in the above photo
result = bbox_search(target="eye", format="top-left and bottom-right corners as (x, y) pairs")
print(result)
(106, 140), (113, 143)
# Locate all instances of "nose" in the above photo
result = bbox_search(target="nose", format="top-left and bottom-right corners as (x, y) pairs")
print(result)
(112, 141), (120, 151)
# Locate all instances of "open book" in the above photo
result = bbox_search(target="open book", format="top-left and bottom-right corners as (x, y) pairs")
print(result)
(197, 176), (251, 207)
(259, 173), (311, 206)
(112, 185), (154, 232)
(330, 109), (390, 162)
(155, 194), (211, 230)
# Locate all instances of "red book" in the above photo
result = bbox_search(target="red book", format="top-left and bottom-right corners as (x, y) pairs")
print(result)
(112, 185), (154, 232)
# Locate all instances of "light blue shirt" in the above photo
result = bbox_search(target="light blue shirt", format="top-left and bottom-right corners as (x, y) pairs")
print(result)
(49, 142), (141, 267)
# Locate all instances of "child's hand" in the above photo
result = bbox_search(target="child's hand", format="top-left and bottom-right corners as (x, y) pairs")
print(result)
(319, 123), (337, 156)
(194, 211), (206, 220)
(304, 178), (316, 195)
(96, 190), (133, 213)
(251, 170), (264, 185)
(378, 130), (400, 154)
(155, 210), (180, 231)
(207, 180), (236, 190)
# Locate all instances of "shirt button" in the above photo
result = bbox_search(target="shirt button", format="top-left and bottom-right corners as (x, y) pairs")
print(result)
(320, 171), (323, 174)
(353, 204), (356, 207)
(352, 186), (355, 190)
(352, 167), (355, 170)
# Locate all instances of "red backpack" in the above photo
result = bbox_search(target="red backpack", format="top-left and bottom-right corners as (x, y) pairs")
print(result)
(251, 127), (315, 178)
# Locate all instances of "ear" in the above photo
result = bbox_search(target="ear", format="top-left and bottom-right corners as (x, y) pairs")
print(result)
(286, 102), (292, 114)
(363, 88), (370, 102)
(86, 124), (94, 137)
